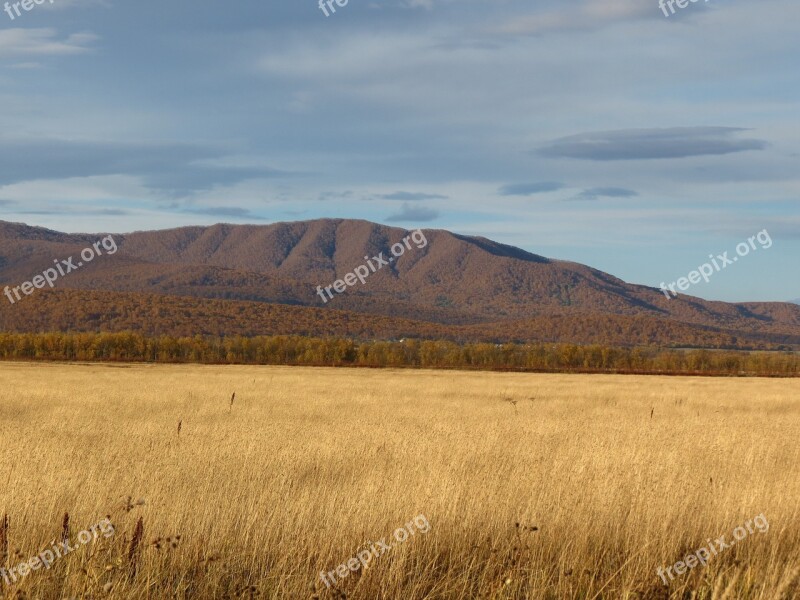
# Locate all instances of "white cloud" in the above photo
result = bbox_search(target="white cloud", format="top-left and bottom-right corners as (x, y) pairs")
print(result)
(0, 29), (96, 57)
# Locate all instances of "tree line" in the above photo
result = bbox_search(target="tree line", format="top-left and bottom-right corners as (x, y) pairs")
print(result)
(0, 331), (798, 376)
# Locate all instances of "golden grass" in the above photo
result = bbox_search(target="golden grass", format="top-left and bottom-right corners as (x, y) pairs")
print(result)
(0, 362), (798, 599)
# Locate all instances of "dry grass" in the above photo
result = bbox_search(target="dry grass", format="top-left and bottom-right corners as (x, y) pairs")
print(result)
(0, 362), (798, 599)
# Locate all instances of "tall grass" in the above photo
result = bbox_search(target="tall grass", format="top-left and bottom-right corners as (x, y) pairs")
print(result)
(0, 363), (797, 599)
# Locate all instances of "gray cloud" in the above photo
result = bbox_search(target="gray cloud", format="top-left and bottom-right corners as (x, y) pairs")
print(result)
(379, 191), (448, 201)
(0, 138), (287, 196)
(14, 207), (130, 216)
(488, 0), (654, 37)
(539, 127), (768, 161)
(186, 206), (268, 220)
(573, 187), (638, 201)
(318, 191), (355, 202)
(499, 182), (564, 196)
(386, 202), (439, 222)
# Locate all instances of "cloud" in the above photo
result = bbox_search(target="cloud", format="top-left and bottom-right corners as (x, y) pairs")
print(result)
(369, 0), (436, 9)
(40, 0), (110, 9)
(489, 0), (654, 37)
(0, 138), (287, 197)
(318, 191), (355, 202)
(379, 191), (448, 201)
(16, 207), (130, 216)
(400, 0), (435, 8)
(0, 29), (96, 58)
(386, 202), (439, 222)
(92, 208), (128, 215)
(539, 127), (768, 161)
(573, 187), (638, 201)
(185, 206), (267, 220)
(9, 62), (44, 69)
(498, 182), (564, 196)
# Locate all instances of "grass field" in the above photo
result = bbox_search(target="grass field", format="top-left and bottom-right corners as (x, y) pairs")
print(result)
(0, 363), (797, 599)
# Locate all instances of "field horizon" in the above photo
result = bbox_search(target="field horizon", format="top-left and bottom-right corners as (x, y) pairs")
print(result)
(0, 362), (797, 599)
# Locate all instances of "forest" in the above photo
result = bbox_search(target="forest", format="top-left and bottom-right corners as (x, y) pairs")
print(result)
(0, 331), (798, 376)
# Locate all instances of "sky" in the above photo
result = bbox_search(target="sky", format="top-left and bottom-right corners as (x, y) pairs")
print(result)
(0, 0), (798, 303)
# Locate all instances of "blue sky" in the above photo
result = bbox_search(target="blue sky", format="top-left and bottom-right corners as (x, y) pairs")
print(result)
(1, 0), (798, 302)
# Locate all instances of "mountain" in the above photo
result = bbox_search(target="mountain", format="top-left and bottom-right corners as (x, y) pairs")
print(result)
(1, 218), (798, 349)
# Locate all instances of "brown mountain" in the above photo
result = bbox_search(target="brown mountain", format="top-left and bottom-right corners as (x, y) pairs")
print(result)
(0, 218), (798, 349)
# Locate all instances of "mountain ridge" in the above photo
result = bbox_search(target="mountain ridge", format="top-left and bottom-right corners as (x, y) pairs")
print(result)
(0, 218), (798, 349)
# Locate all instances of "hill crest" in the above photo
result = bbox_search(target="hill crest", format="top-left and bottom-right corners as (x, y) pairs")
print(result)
(0, 218), (797, 349)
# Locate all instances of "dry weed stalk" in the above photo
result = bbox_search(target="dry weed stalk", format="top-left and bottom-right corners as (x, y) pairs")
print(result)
(128, 517), (144, 578)
(0, 513), (8, 565)
(61, 512), (70, 543)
